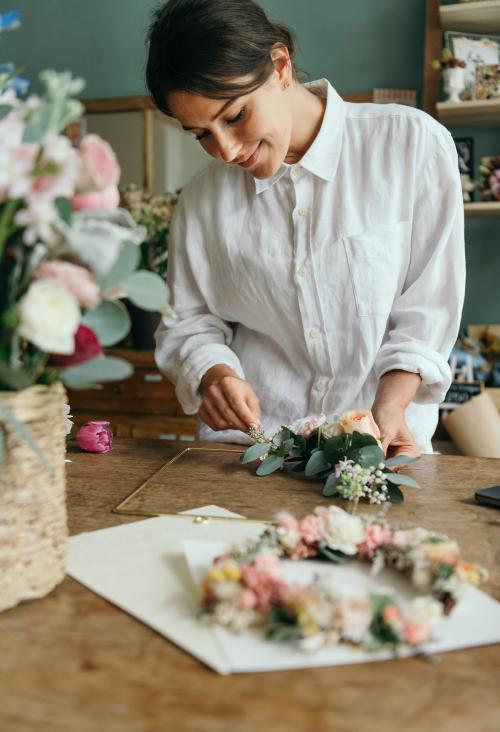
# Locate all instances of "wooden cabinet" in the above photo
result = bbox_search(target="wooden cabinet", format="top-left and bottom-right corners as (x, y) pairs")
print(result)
(67, 349), (197, 440)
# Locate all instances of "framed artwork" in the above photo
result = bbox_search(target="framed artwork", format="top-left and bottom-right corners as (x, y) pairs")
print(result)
(474, 64), (500, 100)
(454, 137), (475, 202)
(445, 31), (500, 99)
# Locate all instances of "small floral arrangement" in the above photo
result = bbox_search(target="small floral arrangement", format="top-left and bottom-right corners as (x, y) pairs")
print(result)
(200, 505), (487, 653)
(119, 183), (178, 280)
(0, 11), (169, 466)
(242, 411), (419, 509)
(432, 48), (466, 70)
(479, 155), (500, 202)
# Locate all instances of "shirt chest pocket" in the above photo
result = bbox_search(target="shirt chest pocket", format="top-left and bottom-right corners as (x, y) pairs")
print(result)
(343, 221), (410, 317)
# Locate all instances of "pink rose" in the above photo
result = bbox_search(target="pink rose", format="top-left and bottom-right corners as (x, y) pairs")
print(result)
(49, 324), (103, 368)
(34, 260), (100, 309)
(77, 134), (120, 190)
(295, 414), (326, 438)
(276, 511), (299, 532)
(338, 410), (381, 440)
(76, 420), (113, 453)
(357, 523), (393, 558)
(298, 514), (323, 544)
(72, 184), (120, 211)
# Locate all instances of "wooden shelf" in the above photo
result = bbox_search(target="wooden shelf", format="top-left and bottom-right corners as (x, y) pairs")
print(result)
(440, 0), (500, 33)
(464, 201), (500, 217)
(436, 97), (500, 126)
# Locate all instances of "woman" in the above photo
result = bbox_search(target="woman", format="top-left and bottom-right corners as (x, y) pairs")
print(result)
(146, 0), (465, 456)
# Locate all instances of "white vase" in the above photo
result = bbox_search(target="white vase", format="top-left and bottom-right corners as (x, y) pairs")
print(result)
(443, 67), (466, 103)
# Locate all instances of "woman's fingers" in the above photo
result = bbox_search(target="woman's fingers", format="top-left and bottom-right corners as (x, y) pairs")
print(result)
(222, 378), (261, 429)
(204, 382), (249, 432)
(199, 377), (260, 432)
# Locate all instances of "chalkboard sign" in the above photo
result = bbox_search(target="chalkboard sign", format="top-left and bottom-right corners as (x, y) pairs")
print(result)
(441, 382), (482, 410)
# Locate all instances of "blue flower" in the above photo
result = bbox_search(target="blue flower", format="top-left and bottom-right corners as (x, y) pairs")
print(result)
(0, 10), (21, 31)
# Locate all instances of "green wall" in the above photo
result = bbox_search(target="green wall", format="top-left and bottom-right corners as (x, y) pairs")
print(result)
(1, 0), (498, 327)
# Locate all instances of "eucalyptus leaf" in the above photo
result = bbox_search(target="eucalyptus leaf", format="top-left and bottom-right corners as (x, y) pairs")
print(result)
(322, 472), (340, 497)
(55, 197), (71, 225)
(121, 270), (169, 311)
(349, 444), (385, 468)
(305, 450), (331, 477)
(384, 472), (420, 489)
(0, 104), (12, 120)
(0, 404), (54, 477)
(240, 442), (271, 464)
(256, 454), (284, 476)
(96, 240), (140, 292)
(384, 455), (420, 468)
(59, 354), (133, 390)
(82, 300), (131, 347)
(386, 483), (404, 503)
(349, 431), (379, 449)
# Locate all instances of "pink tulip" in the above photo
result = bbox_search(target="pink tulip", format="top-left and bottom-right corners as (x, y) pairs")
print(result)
(76, 421), (113, 453)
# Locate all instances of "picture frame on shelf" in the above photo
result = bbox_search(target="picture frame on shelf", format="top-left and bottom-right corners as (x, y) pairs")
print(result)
(479, 155), (500, 203)
(445, 31), (500, 100)
(474, 64), (500, 100)
(454, 137), (475, 202)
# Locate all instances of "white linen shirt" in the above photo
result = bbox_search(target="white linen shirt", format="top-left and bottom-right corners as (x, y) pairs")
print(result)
(155, 79), (465, 452)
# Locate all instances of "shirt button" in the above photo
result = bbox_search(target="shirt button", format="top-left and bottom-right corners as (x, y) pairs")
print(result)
(298, 207), (309, 217)
(291, 166), (301, 178)
(297, 265), (308, 277)
(314, 381), (327, 394)
(309, 327), (321, 339)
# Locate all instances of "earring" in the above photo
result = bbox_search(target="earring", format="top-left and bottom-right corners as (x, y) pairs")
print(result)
(282, 81), (290, 91)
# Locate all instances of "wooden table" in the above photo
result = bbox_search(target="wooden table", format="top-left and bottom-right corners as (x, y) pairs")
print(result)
(1, 439), (500, 732)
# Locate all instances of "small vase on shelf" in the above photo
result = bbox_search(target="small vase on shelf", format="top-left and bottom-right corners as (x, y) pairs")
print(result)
(443, 67), (466, 103)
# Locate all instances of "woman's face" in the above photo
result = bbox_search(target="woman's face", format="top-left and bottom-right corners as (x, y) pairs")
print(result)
(166, 70), (293, 179)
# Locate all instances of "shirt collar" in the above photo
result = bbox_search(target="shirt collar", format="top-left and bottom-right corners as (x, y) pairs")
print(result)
(254, 79), (345, 194)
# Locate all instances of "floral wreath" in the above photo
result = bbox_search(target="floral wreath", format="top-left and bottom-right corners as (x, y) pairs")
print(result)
(242, 410), (421, 509)
(200, 505), (487, 653)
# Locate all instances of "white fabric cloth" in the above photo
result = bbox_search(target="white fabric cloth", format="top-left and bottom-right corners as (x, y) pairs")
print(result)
(155, 79), (465, 452)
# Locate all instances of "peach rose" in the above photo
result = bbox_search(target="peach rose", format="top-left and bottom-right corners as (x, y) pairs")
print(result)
(338, 410), (381, 440)
(420, 539), (460, 564)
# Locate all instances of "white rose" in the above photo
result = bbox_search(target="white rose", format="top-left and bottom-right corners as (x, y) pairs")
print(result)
(318, 506), (365, 555)
(18, 278), (80, 354)
(321, 419), (340, 438)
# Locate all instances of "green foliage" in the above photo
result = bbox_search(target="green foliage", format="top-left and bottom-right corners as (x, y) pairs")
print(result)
(59, 354), (133, 390)
(121, 270), (169, 311)
(241, 442), (271, 464)
(256, 454), (284, 476)
(82, 300), (131, 347)
(96, 240), (140, 292)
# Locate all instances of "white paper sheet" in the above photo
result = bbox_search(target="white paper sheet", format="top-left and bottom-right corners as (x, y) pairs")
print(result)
(68, 507), (500, 674)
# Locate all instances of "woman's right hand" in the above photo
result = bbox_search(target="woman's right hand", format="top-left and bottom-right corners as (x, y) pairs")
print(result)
(198, 364), (261, 433)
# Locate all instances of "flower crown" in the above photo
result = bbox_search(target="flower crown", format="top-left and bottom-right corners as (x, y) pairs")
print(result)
(200, 505), (487, 653)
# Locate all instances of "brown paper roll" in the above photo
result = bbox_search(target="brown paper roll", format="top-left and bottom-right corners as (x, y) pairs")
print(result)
(442, 391), (500, 458)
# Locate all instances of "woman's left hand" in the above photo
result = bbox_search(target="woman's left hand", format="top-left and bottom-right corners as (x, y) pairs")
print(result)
(371, 404), (420, 459)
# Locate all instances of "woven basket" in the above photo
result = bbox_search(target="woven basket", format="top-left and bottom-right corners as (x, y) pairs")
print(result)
(0, 382), (68, 612)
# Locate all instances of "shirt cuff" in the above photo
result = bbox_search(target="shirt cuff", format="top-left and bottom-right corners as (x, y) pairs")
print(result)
(374, 342), (452, 405)
(175, 344), (245, 414)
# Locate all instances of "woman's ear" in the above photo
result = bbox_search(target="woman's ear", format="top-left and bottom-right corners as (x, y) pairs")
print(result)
(270, 44), (291, 87)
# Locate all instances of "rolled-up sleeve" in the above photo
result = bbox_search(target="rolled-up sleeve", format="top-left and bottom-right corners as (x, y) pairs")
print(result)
(154, 196), (244, 415)
(374, 129), (465, 404)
